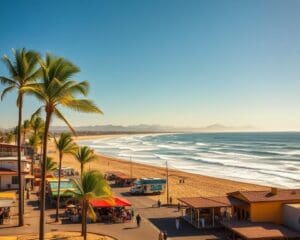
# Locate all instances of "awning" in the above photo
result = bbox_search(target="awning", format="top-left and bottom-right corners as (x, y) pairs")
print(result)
(25, 174), (35, 179)
(0, 199), (14, 207)
(0, 191), (16, 200)
(90, 197), (131, 208)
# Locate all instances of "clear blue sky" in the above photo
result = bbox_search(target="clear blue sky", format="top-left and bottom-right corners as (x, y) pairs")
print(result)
(0, 0), (300, 130)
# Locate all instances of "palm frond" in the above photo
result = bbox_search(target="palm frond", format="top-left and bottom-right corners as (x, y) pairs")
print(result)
(62, 99), (103, 114)
(2, 55), (18, 77)
(1, 85), (15, 101)
(0, 76), (17, 86)
(54, 108), (76, 135)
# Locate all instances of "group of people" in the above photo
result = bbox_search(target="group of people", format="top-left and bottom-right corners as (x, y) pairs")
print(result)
(95, 207), (134, 223)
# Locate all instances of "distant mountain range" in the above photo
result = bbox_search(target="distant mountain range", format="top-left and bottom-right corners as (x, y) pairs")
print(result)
(49, 123), (254, 133)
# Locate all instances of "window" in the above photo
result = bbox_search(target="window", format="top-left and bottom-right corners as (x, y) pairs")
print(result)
(12, 176), (18, 185)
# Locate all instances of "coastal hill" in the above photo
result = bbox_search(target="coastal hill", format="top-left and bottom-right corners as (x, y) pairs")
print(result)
(49, 124), (254, 134)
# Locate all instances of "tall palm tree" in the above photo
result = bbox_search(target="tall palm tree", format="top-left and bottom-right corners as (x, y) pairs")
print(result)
(28, 53), (102, 240)
(22, 119), (31, 144)
(30, 115), (45, 157)
(66, 170), (112, 240)
(54, 133), (77, 222)
(45, 157), (57, 173)
(73, 146), (97, 176)
(30, 115), (45, 136)
(0, 48), (40, 226)
(28, 133), (42, 180)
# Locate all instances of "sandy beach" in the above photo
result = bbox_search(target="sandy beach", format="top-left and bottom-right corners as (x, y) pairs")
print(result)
(48, 134), (268, 204)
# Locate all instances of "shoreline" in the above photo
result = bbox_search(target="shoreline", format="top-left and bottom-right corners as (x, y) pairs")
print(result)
(48, 134), (269, 203)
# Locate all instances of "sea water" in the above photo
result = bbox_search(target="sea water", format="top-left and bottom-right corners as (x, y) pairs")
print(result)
(77, 132), (300, 188)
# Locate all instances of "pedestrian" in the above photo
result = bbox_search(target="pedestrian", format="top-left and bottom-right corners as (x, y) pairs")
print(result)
(131, 208), (135, 217)
(158, 199), (161, 208)
(0, 208), (4, 225)
(163, 230), (168, 240)
(169, 196), (173, 205)
(175, 217), (180, 230)
(136, 214), (141, 227)
(158, 231), (163, 240)
(177, 202), (181, 211)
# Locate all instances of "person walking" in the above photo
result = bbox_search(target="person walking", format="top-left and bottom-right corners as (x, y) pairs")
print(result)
(136, 214), (141, 227)
(158, 199), (161, 208)
(175, 217), (180, 230)
(169, 196), (173, 205)
(158, 231), (164, 240)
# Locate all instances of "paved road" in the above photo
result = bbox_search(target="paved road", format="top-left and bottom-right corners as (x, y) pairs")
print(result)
(0, 188), (224, 240)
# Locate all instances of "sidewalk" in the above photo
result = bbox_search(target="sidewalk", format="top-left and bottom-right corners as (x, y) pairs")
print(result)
(0, 188), (224, 240)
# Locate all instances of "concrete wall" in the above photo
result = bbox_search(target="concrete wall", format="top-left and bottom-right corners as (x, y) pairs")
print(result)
(283, 204), (300, 232)
(0, 175), (19, 190)
(250, 200), (300, 224)
(0, 159), (31, 172)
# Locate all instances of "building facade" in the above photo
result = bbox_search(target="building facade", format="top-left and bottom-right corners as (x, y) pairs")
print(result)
(0, 144), (32, 190)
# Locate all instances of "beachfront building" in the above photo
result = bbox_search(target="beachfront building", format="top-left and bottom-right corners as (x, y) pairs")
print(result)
(178, 188), (300, 239)
(0, 143), (33, 190)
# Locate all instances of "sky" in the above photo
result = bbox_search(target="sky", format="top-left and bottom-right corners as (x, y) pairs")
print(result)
(0, 0), (300, 131)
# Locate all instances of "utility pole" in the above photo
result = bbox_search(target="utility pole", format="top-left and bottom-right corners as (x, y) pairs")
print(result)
(166, 160), (169, 205)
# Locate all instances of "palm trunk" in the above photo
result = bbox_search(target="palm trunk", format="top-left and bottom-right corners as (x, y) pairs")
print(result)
(31, 149), (35, 189)
(55, 152), (62, 222)
(17, 95), (24, 226)
(81, 163), (83, 176)
(82, 200), (87, 240)
(39, 111), (52, 240)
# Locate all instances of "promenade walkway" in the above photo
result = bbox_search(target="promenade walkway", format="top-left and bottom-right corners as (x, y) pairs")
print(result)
(0, 188), (224, 240)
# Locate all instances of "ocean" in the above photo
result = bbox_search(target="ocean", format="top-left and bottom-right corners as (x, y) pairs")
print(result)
(77, 132), (300, 188)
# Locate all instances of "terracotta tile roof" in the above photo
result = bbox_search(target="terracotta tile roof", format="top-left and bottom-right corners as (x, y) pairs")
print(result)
(0, 168), (17, 175)
(222, 221), (300, 239)
(228, 189), (300, 203)
(0, 143), (24, 149)
(178, 196), (234, 208)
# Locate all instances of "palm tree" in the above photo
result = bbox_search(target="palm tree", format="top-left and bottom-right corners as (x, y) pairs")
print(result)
(4, 131), (15, 144)
(66, 170), (112, 240)
(28, 133), (42, 180)
(54, 133), (77, 222)
(0, 48), (40, 226)
(30, 115), (45, 136)
(22, 120), (31, 144)
(28, 53), (102, 240)
(73, 146), (97, 176)
(30, 115), (45, 157)
(45, 157), (57, 173)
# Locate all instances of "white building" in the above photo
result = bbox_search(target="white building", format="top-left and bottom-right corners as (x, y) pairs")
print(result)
(0, 144), (32, 190)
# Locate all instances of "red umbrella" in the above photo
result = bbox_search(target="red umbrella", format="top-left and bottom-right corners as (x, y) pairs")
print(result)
(90, 196), (131, 208)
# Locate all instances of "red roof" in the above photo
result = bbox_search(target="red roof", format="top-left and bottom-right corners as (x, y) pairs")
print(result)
(222, 221), (300, 239)
(0, 168), (17, 175)
(0, 143), (24, 149)
(90, 197), (131, 208)
(179, 195), (248, 209)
